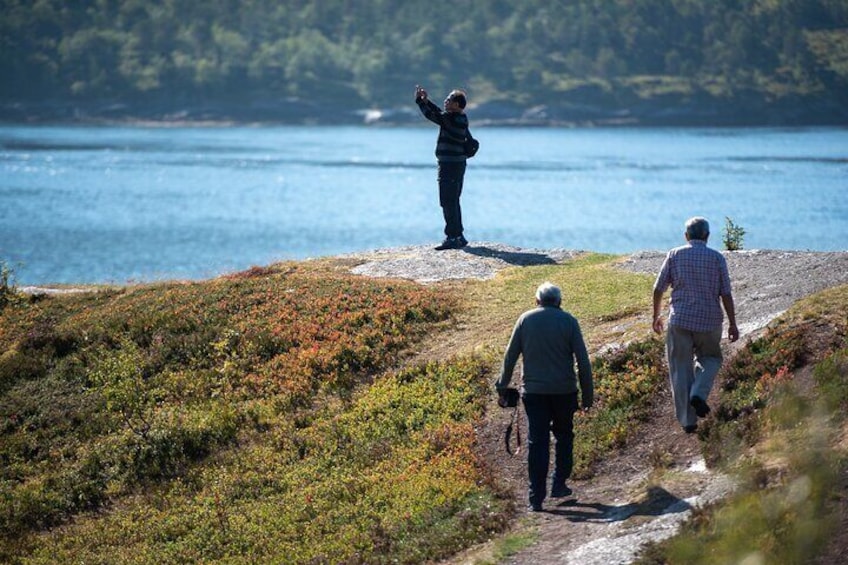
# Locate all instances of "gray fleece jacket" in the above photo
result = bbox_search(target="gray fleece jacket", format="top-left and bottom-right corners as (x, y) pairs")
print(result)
(496, 305), (594, 408)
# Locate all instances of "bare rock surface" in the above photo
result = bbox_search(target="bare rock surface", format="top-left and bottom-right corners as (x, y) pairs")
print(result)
(347, 242), (580, 283)
(351, 244), (848, 339)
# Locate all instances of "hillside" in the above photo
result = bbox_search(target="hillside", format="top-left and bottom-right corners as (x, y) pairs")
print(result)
(2, 1), (847, 125)
(347, 245), (848, 563)
(1, 245), (847, 563)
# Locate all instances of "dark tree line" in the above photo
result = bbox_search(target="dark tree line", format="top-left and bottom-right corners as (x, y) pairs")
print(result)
(2, 0), (846, 123)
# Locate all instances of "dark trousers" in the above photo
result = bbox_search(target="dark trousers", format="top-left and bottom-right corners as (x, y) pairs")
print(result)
(437, 161), (466, 238)
(522, 392), (579, 505)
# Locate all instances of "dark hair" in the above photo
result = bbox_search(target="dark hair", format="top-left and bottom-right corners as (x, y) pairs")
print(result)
(449, 90), (467, 109)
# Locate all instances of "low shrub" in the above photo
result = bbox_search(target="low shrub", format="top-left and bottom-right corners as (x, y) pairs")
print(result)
(722, 217), (746, 251)
(0, 267), (457, 553)
(10, 357), (510, 564)
(813, 347), (848, 415)
(0, 261), (22, 312)
(637, 359), (842, 565)
(574, 337), (666, 478)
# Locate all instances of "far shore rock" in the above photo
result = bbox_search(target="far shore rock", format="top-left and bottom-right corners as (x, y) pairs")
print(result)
(4, 91), (847, 127)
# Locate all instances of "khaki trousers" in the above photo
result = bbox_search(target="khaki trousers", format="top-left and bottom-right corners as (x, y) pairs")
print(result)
(666, 325), (723, 427)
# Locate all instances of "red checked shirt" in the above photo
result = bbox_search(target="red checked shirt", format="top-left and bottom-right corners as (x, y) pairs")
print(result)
(653, 240), (733, 332)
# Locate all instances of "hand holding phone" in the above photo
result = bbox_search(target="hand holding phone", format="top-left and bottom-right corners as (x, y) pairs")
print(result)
(415, 85), (428, 101)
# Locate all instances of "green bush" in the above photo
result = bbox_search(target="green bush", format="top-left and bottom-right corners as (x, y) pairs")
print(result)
(813, 347), (848, 414)
(0, 267), (463, 559)
(722, 217), (746, 251)
(0, 261), (20, 312)
(7, 357), (508, 564)
(638, 365), (841, 565)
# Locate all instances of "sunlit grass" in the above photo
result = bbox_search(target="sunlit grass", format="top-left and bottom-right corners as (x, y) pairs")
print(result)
(450, 253), (655, 356)
(455, 253), (662, 478)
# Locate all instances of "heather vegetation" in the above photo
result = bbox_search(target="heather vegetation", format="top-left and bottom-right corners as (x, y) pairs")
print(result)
(2, 253), (845, 563)
(2, 0), (846, 122)
(0, 254), (667, 563)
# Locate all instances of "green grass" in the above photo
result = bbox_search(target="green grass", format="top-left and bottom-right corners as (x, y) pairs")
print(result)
(474, 253), (651, 321)
(458, 253), (655, 352)
(459, 254), (664, 478)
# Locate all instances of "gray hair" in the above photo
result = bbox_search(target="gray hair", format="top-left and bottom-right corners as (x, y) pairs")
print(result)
(535, 282), (562, 306)
(685, 217), (710, 241)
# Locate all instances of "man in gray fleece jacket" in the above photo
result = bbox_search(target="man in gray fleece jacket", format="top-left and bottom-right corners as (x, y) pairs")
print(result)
(496, 282), (594, 512)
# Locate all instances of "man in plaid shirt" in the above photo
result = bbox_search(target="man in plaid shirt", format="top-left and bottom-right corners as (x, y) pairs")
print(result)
(652, 217), (740, 433)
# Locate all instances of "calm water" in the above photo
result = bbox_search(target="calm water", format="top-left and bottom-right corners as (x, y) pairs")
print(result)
(1, 125), (846, 285)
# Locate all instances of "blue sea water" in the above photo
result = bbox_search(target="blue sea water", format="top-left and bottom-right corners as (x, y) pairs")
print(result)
(1, 125), (846, 285)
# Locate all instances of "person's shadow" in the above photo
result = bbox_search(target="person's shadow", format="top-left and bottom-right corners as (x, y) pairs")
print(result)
(461, 245), (559, 267)
(547, 486), (692, 522)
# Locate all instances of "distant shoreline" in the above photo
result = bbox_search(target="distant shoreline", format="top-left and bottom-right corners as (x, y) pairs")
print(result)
(4, 96), (847, 128)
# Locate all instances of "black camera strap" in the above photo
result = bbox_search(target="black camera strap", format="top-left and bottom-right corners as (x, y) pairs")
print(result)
(504, 403), (522, 455)
(504, 362), (524, 456)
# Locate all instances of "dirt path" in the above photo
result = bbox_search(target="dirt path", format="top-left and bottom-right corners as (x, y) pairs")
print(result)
(348, 244), (848, 565)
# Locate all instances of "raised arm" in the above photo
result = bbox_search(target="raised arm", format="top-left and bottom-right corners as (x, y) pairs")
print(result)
(415, 84), (446, 126)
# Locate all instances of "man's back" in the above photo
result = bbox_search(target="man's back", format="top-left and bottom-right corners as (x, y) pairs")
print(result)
(503, 306), (591, 396)
(656, 240), (732, 332)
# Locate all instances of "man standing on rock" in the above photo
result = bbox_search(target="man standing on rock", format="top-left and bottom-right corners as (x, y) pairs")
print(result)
(415, 84), (471, 250)
(496, 282), (594, 512)
(652, 216), (739, 434)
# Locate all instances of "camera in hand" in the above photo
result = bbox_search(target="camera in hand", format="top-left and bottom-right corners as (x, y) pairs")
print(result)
(498, 388), (520, 408)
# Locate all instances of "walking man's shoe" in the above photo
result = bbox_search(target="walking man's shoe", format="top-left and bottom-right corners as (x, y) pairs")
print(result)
(690, 396), (711, 418)
(434, 237), (459, 250)
(683, 424), (698, 434)
(457, 235), (469, 248)
(551, 483), (573, 498)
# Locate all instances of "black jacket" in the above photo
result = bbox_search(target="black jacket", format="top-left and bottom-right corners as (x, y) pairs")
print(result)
(416, 98), (469, 163)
